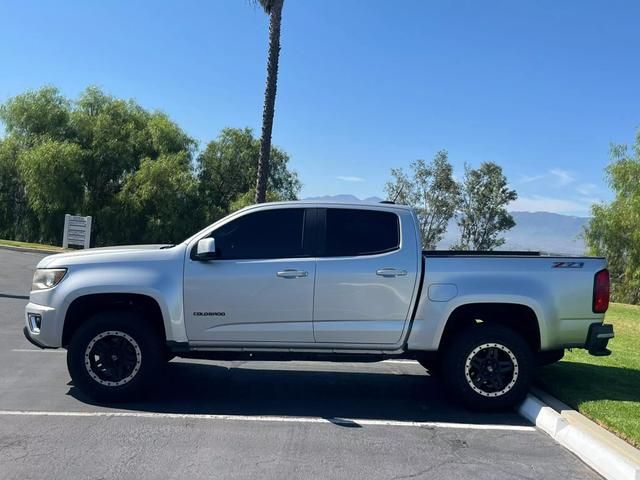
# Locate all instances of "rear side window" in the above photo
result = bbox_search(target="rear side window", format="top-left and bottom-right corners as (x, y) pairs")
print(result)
(213, 208), (307, 259)
(324, 209), (400, 257)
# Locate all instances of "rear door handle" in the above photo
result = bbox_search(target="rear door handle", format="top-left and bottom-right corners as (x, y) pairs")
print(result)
(376, 268), (408, 278)
(277, 269), (309, 279)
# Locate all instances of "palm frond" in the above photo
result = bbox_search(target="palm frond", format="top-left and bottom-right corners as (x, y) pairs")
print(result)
(249, 0), (275, 14)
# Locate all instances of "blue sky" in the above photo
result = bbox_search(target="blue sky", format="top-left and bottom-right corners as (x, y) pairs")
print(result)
(1, 0), (639, 216)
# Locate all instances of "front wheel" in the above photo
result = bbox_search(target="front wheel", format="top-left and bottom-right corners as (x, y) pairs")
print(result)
(441, 325), (533, 410)
(67, 311), (164, 402)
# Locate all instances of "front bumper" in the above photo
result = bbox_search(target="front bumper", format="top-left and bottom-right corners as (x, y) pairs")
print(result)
(23, 326), (56, 349)
(24, 302), (61, 348)
(585, 323), (614, 356)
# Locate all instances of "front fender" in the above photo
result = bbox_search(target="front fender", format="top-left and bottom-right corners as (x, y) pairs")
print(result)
(29, 251), (187, 347)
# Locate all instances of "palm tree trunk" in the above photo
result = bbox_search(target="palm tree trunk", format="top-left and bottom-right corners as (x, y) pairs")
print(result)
(255, 0), (284, 204)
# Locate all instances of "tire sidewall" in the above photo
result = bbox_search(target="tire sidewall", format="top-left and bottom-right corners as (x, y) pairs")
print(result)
(443, 325), (534, 410)
(67, 311), (163, 402)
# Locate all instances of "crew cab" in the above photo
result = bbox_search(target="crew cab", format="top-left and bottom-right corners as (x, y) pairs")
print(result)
(23, 201), (613, 409)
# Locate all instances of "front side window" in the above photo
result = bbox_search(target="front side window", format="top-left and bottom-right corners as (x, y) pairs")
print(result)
(324, 208), (400, 257)
(212, 208), (306, 259)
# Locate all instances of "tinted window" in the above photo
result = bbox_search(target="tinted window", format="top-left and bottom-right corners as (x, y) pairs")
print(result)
(213, 209), (306, 259)
(324, 209), (399, 256)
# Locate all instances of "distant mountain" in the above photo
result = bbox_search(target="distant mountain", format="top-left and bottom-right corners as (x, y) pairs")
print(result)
(505, 212), (589, 254)
(437, 212), (589, 254)
(303, 195), (589, 255)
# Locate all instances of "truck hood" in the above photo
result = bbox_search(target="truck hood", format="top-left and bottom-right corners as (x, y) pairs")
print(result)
(37, 244), (178, 268)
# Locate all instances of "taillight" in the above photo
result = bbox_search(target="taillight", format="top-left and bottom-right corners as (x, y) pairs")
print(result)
(593, 269), (610, 313)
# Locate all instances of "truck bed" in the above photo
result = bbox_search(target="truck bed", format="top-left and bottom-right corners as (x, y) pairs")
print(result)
(423, 250), (604, 258)
(423, 250), (540, 257)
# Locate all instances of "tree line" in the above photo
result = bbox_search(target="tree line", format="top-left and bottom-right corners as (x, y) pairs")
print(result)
(0, 86), (518, 252)
(1, 86), (636, 305)
(385, 151), (517, 251)
(0, 86), (300, 246)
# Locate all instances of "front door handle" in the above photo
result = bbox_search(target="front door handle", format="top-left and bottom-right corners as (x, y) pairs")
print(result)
(376, 268), (408, 278)
(277, 269), (309, 279)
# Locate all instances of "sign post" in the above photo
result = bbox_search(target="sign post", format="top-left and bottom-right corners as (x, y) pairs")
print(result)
(62, 214), (92, 249)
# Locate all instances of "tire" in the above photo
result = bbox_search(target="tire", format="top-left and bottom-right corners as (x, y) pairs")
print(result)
(67, 311), (164, 402)
(441, 324), (534, 410)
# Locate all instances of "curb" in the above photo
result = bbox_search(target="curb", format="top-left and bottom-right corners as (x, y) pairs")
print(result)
(518, 392), (640, 480)
(0, 245), (64, 255)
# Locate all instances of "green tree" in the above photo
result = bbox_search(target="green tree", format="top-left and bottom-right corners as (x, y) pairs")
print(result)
(72, 88), (196, 244)
(117, 153), (202, 244)
(71, 89), (189, 216)
(0, 86), (301, 246)
(197, 127), (300, 222)
(230, 189), (284, 212)
(0, 87), (78, 243)
(0, 86), (70, 141)
(254, 0), (285, 204)
(16, 140), (84, 244)
(385, 151), (460, 249)
(0, 137), (36, 240)
(0, 86), (198, 245)
(585, 134), (640, 304)
(453, 162), (517, 250)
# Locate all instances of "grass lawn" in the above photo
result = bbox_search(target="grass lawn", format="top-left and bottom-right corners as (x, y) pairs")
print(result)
(0, 238), (64, 252)
(536, 302), (640, 448)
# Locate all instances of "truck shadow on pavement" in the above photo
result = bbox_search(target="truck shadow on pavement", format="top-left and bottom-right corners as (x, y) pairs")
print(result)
(68, 360), (529, 427)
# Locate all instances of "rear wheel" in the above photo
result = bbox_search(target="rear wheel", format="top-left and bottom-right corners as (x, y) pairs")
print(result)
(441, 325), (533, 410)
(67, 311), (164, 402)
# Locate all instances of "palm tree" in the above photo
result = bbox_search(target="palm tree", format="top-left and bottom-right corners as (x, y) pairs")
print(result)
(254, 0), (284, 204)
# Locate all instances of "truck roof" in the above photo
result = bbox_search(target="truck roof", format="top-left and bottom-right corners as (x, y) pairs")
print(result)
(246, 200), (415, 210)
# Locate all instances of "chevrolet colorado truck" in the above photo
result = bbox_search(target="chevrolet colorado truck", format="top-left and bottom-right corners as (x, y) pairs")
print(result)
(23, 201), (613, 409)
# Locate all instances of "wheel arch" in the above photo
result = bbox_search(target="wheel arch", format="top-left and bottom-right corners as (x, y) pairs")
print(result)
(439, 302), (541, 353)
(62, 293), (167, 347)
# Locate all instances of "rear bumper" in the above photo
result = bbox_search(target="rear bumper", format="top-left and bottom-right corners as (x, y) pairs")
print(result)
(585, 323), (614, 356)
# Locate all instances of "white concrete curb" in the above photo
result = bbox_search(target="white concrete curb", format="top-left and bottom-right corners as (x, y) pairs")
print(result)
(518, 393), (640, 480)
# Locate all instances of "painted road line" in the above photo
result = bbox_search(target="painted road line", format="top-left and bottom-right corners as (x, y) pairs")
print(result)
(0, 409), (537, 431)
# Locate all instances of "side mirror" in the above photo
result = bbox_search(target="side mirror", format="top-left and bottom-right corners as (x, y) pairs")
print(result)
(195, 237), (217, 260)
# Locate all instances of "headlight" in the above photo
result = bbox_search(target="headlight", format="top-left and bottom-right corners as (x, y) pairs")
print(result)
(31, 268), (67, 291)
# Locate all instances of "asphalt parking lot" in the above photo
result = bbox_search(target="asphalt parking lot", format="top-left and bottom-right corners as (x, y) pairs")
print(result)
(0, 249), (601, 480)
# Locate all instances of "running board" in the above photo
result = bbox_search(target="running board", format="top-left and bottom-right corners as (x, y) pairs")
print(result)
(166, 342), (411, 363)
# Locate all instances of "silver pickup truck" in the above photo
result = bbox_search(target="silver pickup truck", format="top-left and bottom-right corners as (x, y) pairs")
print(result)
(23, 201), (613, 409)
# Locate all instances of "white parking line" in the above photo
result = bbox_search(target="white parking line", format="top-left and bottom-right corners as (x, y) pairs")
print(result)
(12, 348), (65, 353)
(0, 409), (536, 431)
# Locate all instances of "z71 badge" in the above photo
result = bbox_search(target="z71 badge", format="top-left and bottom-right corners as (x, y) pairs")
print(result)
(552, 261), (584, 268)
